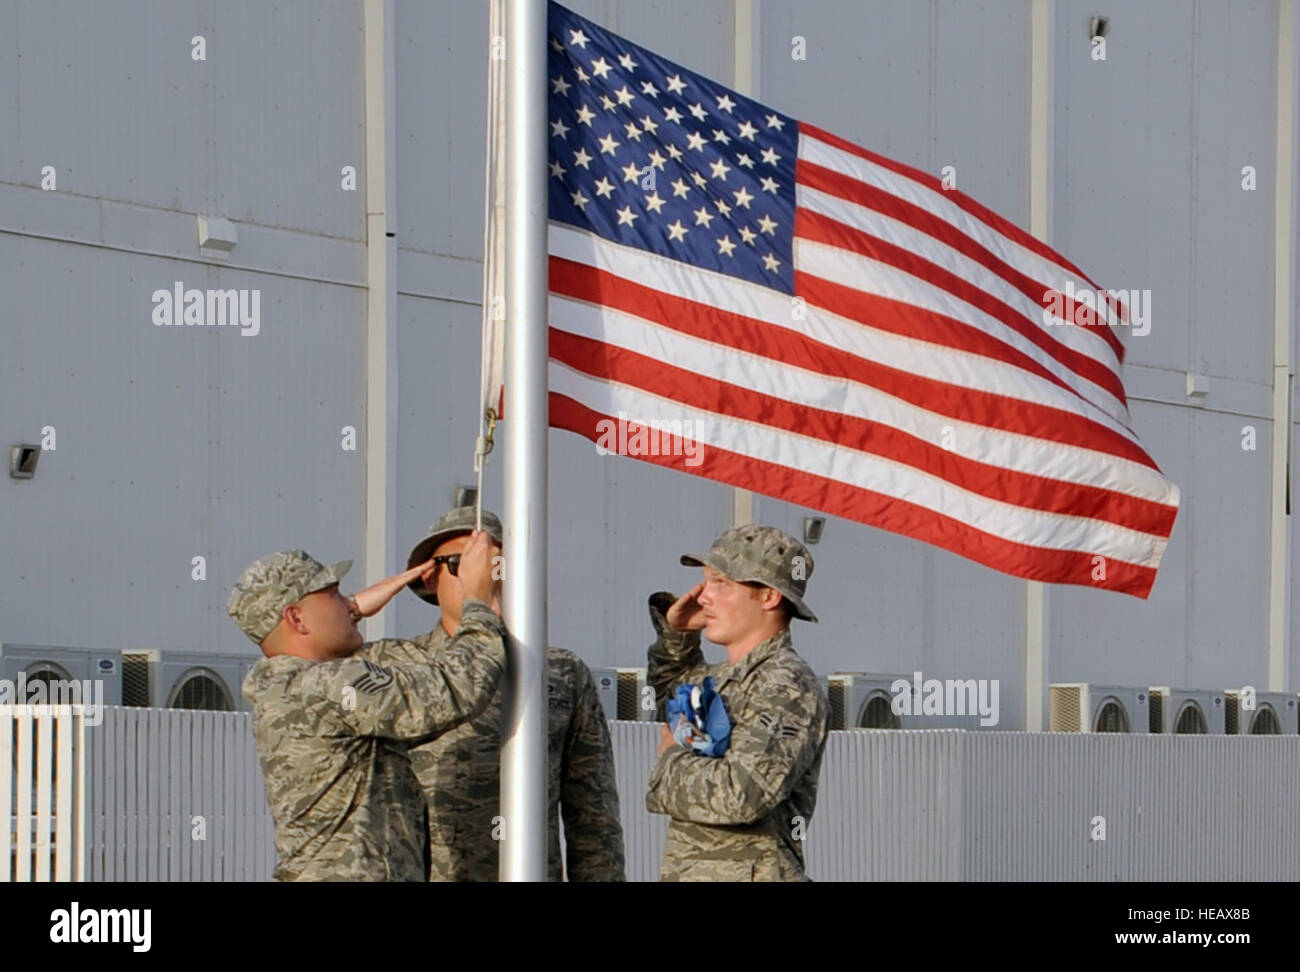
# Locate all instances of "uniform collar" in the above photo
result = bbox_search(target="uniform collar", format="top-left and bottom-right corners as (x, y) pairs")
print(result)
(715, 626), (792, 689)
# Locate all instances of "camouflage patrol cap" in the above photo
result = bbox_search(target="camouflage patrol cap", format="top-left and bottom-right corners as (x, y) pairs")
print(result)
(406, 506), (504, 605)
(681, 525), (818, 622)
(226, 550), (352, 644)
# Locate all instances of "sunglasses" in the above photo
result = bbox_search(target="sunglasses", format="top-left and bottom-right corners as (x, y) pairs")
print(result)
(431, 553), (462, 577)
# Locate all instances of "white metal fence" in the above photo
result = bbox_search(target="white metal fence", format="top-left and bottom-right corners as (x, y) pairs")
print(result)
(0, 705), (83, 881)
(8, 707), (1300, 881)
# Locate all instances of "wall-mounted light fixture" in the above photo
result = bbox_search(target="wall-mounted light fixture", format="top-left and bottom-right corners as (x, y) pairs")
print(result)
(1089, 16), (1109, 40)
(197, 214), (238, 260)
(9, 444), (40, 479)
(803, 516), (826, 545)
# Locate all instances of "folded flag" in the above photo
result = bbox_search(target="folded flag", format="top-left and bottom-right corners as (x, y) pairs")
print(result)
(666, 676), (732, 757)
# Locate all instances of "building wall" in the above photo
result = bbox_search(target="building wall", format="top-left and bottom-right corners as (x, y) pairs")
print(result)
(1, 0), (1295, 728)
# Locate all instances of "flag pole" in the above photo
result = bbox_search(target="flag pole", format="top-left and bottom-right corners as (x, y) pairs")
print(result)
(500, 0), (549, 881)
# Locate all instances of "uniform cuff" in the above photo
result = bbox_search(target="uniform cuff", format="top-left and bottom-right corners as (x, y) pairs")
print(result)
(648, 592), (701, 655)
(461, 598), (504, 632)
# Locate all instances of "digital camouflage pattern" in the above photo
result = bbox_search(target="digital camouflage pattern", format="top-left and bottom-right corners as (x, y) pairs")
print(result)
(365, 628), (626, 881)
(679, 525), (818, 622)
(226, 549), (353, 644)
(240, 599), (506, 881)
(644, 591), (829, 882)
(405, 507), (505, 605)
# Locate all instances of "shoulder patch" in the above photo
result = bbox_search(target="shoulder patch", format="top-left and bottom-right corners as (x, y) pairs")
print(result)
(757, 711), (800, 738)
(351, 659), (395, 695)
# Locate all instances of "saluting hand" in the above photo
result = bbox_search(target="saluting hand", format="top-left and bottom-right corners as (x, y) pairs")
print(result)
(350, 558), (435, 618)
(665, 582), (707, 632)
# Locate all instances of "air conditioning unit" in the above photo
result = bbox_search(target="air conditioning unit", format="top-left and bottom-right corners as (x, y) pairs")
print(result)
(828, 672), (991, 730)
(591, 667), (619, 721)
(615, 667), (652, 720)
(121, 650), (253, 712)
(590, 666), (653, 720)
(0, 644), (123, 705)
(1050, 683), (1150, 733)
(1149, 687), (1226, 734)
(1225, 690), (1300, 735)
(120, 650), (161, 707)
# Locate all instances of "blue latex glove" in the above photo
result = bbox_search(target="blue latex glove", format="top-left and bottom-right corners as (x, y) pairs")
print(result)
(665, 677), (732, 757)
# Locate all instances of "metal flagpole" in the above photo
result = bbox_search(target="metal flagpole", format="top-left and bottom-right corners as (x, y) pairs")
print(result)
(499, 0), (549, 881)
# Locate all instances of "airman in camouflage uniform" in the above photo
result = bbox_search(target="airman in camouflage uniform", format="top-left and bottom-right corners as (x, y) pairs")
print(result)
(645, 525), (829, 882)
(228, 540), (505, 881)
(365, 506), (625, 881)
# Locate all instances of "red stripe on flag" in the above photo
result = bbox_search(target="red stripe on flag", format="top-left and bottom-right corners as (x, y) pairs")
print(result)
(549, 256), (1158, 470)
(550, 392), (1161, 598)
(549, 328), (1176, 537)
(794, 208), (1128, 407)
(796, 159), (1128, 364)
(800, 122), (1129, 359)
(801, 124), (1102, 286)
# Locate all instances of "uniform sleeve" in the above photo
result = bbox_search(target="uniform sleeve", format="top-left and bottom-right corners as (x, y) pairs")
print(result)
(644, 671), (824, 826)
(645, 591), (709, 721)
(296, 599), (506, 741)
(559, 659), (627, 882)
(356, 636), (421, 667)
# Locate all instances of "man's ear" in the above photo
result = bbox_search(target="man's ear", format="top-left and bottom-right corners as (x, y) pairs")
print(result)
(283, 603), (308, 634)
(761, 586), (784, 611)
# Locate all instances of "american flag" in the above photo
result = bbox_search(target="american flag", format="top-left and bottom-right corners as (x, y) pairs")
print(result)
(541, 2), (1179, 598)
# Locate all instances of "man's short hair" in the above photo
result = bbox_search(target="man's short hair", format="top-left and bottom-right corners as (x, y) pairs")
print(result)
(778, 597), (797, 624)
(743, 581), (795, 624)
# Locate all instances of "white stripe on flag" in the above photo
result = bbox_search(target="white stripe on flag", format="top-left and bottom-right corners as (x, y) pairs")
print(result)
(548, 292), (1176, 505)
(798, 131), (1127, 330)
(549, 360), (1171, 569)
(550, 222), (1146, 451)
(792, 236), (1131, 426)
(795, 182), (1125, 388)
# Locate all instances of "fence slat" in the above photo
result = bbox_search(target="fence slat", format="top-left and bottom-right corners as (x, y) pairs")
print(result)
(34, 710), (52, 881)
(0, 709), (12, 882)
(55, 707), (73, 881)
(166, 703), (178, 880)
(222, 715), (235, 880)
(15, 710), (33, 881)
(148, 701), (161, 883)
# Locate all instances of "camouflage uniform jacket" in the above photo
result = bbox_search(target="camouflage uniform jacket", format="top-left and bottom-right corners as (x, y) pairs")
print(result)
(242, 599), (506, 882)
(366, 628), (625, 881)
(644, 592), (829, 882)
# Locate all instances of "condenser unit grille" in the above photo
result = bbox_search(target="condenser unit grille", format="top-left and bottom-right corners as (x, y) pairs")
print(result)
(828, 680), (846, 729)
(121, 653), (153, 707)
(1094, 699), (1130, 732)
(19, 666), (72, 704)
(1250, 706), (1281, 735)
(615, 670), (641, 720)
(1174, 704), (1207, 734)
(1050, 685), (1083, 732)
(1149, 692), (1164, 732)
(24, 663), (73, 684)
(858, 693), (901, 730)
(169, 671), (234, 712)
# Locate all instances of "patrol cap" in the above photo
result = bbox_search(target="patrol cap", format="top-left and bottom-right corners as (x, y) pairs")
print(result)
(227, 550), (352, 645)
(681, 525), (818, 622)
(406, 506), (504, 605)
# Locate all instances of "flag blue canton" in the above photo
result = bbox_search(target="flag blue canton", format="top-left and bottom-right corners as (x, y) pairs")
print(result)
(547, 3), (797, 294)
